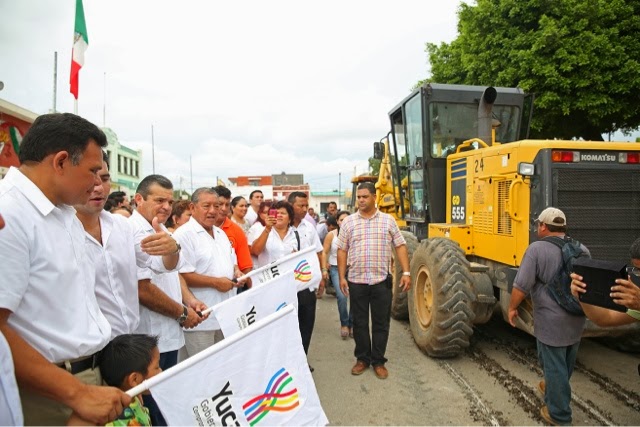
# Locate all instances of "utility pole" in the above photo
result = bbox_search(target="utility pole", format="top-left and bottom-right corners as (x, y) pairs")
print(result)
(52, 52), (58, 113)
(338, 172), (342, 210)
(151, 125), (155, 174)
(103, 72), (106, 127)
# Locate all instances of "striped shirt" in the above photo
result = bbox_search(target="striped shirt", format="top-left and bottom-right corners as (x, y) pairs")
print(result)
(337, 209), (406, 285)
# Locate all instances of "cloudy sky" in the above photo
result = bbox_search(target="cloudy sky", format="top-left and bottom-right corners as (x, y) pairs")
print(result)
(0, 0), (463, 191)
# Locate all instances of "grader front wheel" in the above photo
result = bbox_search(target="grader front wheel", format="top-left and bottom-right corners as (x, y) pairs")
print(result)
(408, 238), (476, 358)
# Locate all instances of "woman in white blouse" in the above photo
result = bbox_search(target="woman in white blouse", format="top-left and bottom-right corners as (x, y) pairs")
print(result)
(230, 196), (251, 234)
(248, 201), (298, 268)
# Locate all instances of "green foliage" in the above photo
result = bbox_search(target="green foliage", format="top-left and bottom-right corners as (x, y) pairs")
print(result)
(369, 157), (381, 175)
(425, 0), (640, 140)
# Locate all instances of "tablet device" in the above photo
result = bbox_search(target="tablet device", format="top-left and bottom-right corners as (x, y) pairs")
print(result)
(572, 257), (629, 312)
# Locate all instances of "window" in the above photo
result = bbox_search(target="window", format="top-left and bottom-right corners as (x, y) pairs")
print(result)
(404, 95), (426, 219)
(117, 155), (122, 173)
(429, 102), (521, 158)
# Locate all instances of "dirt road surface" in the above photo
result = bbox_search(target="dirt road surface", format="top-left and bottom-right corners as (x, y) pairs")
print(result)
(309, 294), (640, 426)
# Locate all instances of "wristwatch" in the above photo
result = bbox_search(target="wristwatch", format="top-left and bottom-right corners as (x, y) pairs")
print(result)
(176, 305), (188, 324)
(402, 272), (411, 277)
(172, 239), (182, 254)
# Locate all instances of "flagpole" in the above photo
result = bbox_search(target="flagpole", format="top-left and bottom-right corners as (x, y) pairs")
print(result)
(200, 268), (296, 316)
(74, 99), (78, 115)
(103, 72), (106, 126)
(237, 246), (317, 284)
(126, 305), (295, 397)
(52, 52), (58, 113)
(151, 124), (155, 174)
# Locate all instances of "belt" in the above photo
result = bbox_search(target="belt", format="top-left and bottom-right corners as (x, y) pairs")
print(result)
(57, 352), (99, 375)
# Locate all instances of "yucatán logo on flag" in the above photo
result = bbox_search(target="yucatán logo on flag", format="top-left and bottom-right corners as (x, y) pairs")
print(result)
(294, 260), (312, 283)
(246, 246), (320, 292)
(243, 368), (300, 426)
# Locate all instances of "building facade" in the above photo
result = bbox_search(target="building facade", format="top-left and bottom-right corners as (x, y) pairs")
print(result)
(102, 127), (142, 195)
(0, 98), (39, 179)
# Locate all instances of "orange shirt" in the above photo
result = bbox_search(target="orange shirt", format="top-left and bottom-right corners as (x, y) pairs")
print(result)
(220, 217), (253, 272)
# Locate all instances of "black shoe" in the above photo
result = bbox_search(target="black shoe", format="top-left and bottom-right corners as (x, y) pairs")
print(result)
(309, 364), (314, 373)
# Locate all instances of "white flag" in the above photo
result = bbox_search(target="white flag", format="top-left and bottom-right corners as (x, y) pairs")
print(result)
(212, 270), (298, 337)
(246, 246), (321, 292)
(140, 306), (328, 426)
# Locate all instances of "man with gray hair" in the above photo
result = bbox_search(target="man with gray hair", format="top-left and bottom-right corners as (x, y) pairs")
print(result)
(173, 187), (245, 359)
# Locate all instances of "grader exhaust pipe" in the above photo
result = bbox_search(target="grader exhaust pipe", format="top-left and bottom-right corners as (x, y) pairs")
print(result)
(478, 86), (497, 146)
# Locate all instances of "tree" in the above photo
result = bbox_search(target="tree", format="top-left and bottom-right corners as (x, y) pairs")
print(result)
(424, 0), (640, 140)
(369, 157), (381, 175)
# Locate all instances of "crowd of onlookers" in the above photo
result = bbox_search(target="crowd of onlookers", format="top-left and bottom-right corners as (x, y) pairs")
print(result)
(0, 112), (361, 426)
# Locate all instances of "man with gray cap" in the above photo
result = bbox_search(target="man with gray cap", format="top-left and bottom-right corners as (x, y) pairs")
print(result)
(508, 207), (589, 426)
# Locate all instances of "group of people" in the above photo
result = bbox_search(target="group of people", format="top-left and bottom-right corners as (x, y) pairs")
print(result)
(8, 113), (636, 427)
(0, 113), (414, 426)
(508, 207), (640, 426)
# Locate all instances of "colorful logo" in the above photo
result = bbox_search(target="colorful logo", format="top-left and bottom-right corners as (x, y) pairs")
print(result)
(242, 368), (300, 426)
(294, 260), (312, 283)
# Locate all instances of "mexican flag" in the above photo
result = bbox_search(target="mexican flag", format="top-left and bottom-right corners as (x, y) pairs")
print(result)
(69, 0), (88, 100)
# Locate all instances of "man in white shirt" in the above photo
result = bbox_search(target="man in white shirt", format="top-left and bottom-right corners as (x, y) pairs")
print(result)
(288, 192), (326, 370)
(174, 187), (245, 358)
(0, 213), (23, 426)
(129, 175), (206, 426)
(74, 152), (185, 339)
(245, 189), (263, 226)
(0, 113), (130, 425)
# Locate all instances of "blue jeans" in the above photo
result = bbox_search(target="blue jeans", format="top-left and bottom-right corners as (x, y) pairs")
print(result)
(330, 265), (352, 327)
(536, 340), (579, 425)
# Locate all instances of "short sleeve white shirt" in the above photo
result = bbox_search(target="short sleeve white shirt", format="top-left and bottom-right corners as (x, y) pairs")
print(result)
(293, 220), (323, 291)
(129, 210), (184, 353)
(0, 332), (23, 426)
(0, 167), (111, 363)
(293, 220), (323, 253)
(247, 222), (265, 269)
(173, 217), (236, 330)
(87, 211), (140, 339)
(245, 207), (258, 226)
(248, 226), (299, 269)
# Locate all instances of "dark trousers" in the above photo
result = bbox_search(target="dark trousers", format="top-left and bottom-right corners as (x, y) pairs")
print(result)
(349, 280), (392, 366)
(297, 288), (317, 354)
(142, 349), (178, 426)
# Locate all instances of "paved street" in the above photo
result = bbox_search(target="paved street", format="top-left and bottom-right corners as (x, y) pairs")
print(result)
(309, 292), (640, 426)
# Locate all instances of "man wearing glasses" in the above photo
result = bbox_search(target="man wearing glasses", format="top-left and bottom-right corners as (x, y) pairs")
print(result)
(570, 238), (640, 325)
(508, 207), (589, 427)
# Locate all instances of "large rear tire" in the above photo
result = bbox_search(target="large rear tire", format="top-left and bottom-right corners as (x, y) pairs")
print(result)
(390, 231), (419, 320)
(408, 238), (476, 358)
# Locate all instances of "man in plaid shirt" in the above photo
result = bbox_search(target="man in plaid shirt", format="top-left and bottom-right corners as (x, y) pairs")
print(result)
(337, 182), (411, 379)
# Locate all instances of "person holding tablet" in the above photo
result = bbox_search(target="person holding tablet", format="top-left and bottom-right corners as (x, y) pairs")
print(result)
(570, 238), (640, 326)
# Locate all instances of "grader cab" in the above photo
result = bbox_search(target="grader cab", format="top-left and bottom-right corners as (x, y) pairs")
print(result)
(378, 83), (640, 357)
